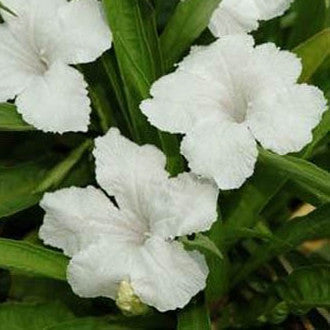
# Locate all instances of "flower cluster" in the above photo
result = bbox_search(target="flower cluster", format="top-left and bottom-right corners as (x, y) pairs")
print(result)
(1, 0), (323, 313)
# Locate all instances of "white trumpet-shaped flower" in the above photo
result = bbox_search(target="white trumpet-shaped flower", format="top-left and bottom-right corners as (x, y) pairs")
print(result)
(209, 0), (294, 37)
(141, 35), (327, 190)
(39, 128), (218, 312)
(0, 0), (112, 133)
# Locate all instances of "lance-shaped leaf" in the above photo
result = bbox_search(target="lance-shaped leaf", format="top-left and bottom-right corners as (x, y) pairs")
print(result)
(180, 233), (223, 260)
(160, 0), (221, 71)
(276, 265), (330, 311)
(0, 103), (34, 131)
(300, 110), (330, 157)
(294, 28), (330, 82)
(288, 0), (326, 49)
(214, 164), (287, 249)
(231, 204), (330, 286)
(102, 0), (161, 143)
(0, 158), (52, 219)
(79, 62), (117, 134)
(0, 239), (68, 280)
(46, 318), (123, 330)
(101, 53), (134, 136)
(216, 265), (330, 327)
(102, 0), (183, 175)
(177, 298), (211, 330)
(0, 142), (93, 219)
(0, 302), (75, 330)
(258, 149), (330, 201)
(35, 139), (93, 193)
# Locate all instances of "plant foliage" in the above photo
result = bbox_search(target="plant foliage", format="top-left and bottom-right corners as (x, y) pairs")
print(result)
(0, 0), (329, 329)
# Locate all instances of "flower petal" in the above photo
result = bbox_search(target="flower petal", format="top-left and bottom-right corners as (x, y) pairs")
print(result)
(254, 0), (293, 20)
(0, 25), (36, 101)
(141, 70), (225, 133)
(39, 186), (120, 257)
(181, 118), (258, 190)
(1, 0), (65, 21)
(50, 0), (112, 64)
(209, 0), (260, 37)
(178, 34), (255, 80)
(133, 238), (208, 312)
(209, 0), (293, 37)
(68, 237), (208, 312)
(93, 128), (168, 210)
(67, 238), (136, 300)
(252, 43), (302, 84)
(149, 173), (219, 238)
(15, 62), (91, 133)
(247, 84), (327, 155)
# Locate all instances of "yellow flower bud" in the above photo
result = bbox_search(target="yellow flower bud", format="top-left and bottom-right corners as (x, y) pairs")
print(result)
(116, 280), (149, 316)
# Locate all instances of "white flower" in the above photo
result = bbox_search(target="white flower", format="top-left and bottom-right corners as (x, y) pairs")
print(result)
(209, 0), (294, 37)
(140, 35), (327, 190)
(39, 128), (218, 312)
(0, 0), (112, 133)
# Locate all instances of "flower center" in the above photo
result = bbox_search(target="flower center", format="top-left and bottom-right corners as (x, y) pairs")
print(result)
(231, 88), (251, 124)
(143, 231), (152, 242)
(37, 48), (49, 73)
(220, 80), (253, 124)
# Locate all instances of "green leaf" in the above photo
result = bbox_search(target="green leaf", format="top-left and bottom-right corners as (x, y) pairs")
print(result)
(0, 238), (68, 280)
(0, 158), (52, 219)
(102, 0), (183, 175)
(258, 149), (330, 201)
(160, 0), (221, 71)
(228, 265), (330, 325)
(9, 274), (94, 315)
(0, 302), (74, 330)
(231, 204), (330, 286)
(101, 53), (134, 136)
(205, 253), (229, 303)
(155, 0), (178, 30)
(46, 318), (134, 330)
(217, 265), (330, 327)
(0, 103), (34, 131)
(276, 265), (330, 311)
(102, 0), (161, 143)
(0, 145), (93, 220)
(180, 233), (223, 260)
(59, 154), (94, 189)
(216, 164), (286, 249)
(79, 61), (118, 134)
(288, 0), (326, 48)
(294, 28), (330, 82)
(289, 180), (330, 206)
(226, 227), (273, 242)
(206, 216), (229, 302)
(48, 314), (174, 330)
(177, 298), (211, 330)
(299, 110), (330, 157)
(215, 295), (283, 328)
(34, 139), (93, 193)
